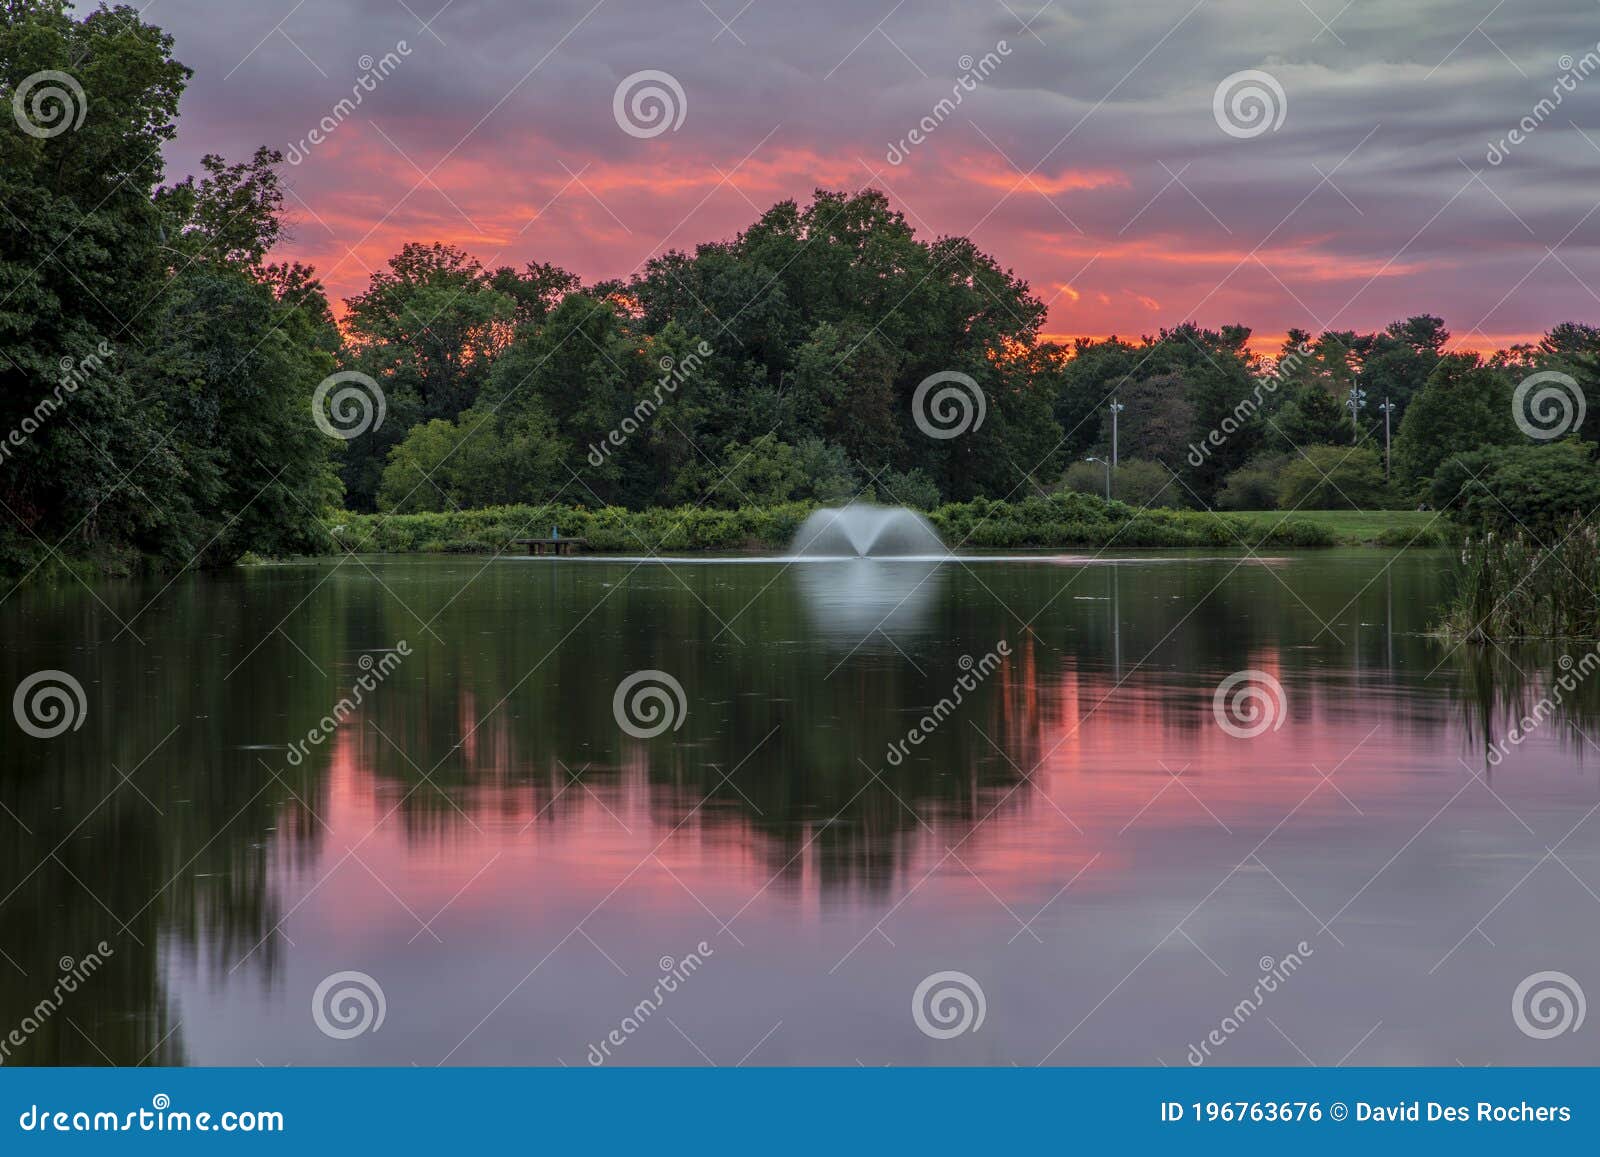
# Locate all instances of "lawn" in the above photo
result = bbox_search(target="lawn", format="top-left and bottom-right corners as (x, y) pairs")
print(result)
(1229, 509), (1443, 544)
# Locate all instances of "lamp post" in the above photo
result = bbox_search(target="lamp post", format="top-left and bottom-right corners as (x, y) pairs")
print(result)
(1085, 456), (1111, 501)
(1108, 399), (1126, 469)
(1377, 398), (1397, 481)
(1345, 386), (1367, 443)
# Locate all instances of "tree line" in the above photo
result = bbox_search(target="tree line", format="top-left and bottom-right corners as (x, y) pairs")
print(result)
(4, 2), (1596, 581)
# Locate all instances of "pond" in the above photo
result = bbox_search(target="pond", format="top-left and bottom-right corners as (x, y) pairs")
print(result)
(2, 548), (1597, 1066)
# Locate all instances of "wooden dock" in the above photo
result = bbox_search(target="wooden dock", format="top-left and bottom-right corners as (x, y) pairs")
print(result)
(514, 537), (589, 556)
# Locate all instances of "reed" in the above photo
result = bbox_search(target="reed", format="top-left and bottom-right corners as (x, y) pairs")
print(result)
(1438, 524), (1600, 640)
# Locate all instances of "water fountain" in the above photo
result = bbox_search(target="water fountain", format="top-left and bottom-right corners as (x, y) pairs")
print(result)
(790, 505), (948, 558)
(788, 506), (949, 640)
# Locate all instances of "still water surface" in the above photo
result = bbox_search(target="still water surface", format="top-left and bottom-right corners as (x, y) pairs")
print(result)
(3, 549), (1598, 1065)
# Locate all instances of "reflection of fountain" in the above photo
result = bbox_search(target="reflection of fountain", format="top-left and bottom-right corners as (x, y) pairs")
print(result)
(792, 559), (944, 641)
(791, 505), (947, 558)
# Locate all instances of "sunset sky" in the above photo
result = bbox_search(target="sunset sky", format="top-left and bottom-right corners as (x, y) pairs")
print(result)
(153, 0), (1600, 353)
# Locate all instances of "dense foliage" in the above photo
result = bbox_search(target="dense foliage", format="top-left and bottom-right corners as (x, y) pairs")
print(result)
(3, 1), (1599, 588)
(1, 2), (339, 576)
(328, 492), (1339, 555)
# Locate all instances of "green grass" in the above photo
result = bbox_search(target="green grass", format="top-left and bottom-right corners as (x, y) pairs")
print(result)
(1227, 509), (1447, 546)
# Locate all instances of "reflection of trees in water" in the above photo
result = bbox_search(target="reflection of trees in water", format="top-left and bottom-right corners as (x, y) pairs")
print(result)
(1454, 643), (1600, 772)
(0, 551), (1464, 1063)
(0, 569), (345, 1065)
(333, 554), (1462, 885)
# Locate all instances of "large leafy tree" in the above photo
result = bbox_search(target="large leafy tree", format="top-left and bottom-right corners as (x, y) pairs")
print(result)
(1, 1), (335, 571)
(1393, 356), (1519, 491)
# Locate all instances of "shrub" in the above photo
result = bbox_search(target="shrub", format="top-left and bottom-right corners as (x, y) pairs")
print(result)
(326, 491), (1343, 556)
(1277, 445), (1388, 510)
(1430, 440), (1600, 540)
(1215, 466), (1280, 511)
(1062, 458), (1180, 508)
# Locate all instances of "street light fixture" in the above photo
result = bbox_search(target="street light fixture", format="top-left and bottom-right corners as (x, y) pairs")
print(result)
(1377, 398), (1397, 480)
(1345, 386), (1368, 443)
(1085, 456), (1111, 501)
(1108, 399), (1126, 469)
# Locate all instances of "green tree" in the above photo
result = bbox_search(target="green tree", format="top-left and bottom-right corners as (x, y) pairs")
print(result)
(1272, 383), (1352, 449)
(1, 2), (335, 572)
(1392, 356), (1518, 490)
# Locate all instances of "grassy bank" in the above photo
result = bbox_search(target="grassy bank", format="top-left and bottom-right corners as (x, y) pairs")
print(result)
(327, 494), (1351, 555)
(1228, 509), (1449, 546)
